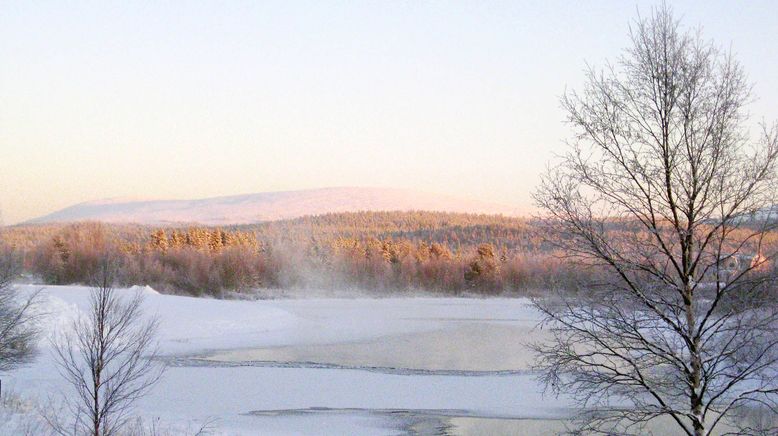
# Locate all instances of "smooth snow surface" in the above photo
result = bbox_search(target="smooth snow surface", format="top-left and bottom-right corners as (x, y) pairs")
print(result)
(3, 285), (568, 435)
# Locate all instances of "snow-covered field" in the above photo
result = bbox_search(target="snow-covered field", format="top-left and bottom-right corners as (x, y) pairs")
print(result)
(1, 285), (570, 435)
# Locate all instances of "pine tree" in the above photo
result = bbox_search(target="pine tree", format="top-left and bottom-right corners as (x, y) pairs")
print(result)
(150, 230), (168, 253)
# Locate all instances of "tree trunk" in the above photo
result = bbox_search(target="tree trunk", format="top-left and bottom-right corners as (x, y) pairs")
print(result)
(686, 288), (705, 436)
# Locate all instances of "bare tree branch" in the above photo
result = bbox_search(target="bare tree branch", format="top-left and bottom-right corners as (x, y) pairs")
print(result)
(0, 244), (40, 372)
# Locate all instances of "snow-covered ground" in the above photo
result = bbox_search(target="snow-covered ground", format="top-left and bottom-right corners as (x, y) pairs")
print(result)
(1, 285), (570, 435)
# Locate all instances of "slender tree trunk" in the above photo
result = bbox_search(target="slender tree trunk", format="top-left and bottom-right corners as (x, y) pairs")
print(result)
(686, 285), (705, 436)
(93, 300), (106, 436)
(93, 364), (100, 436)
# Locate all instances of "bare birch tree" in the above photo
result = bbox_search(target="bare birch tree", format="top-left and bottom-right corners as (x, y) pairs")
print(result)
(533, 5), (778, 435)
(0, 245), (39, 372)
(49, 259), (164, 436)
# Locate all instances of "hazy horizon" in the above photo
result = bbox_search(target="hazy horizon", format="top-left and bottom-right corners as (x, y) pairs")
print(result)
(24, 186), (523, 226)
(2, 0), (777, 224)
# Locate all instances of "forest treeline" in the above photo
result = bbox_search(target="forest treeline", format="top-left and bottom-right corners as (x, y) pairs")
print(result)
(1, 211), (604, 296)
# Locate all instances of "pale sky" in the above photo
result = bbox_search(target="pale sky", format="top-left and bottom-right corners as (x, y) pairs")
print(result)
(1, 1), (777, 224)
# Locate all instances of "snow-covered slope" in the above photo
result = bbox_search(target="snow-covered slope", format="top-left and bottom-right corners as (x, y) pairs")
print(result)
(26, 187), (518, 226)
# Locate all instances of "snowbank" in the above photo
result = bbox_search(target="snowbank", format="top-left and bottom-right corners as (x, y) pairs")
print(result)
(16, 284), (301, 355)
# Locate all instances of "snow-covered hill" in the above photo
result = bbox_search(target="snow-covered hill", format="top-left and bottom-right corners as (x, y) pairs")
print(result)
(25, 187), (519, 225)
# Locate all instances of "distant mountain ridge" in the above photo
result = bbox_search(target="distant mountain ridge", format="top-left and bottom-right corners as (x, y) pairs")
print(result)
(26, 187), (519, 226)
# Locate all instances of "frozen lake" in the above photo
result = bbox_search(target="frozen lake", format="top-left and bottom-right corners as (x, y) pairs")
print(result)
(2, 285), (572, 435)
